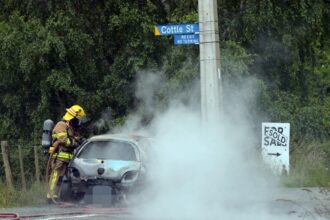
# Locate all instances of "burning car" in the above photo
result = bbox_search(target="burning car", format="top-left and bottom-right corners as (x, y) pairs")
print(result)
(60, 133), (154, 205)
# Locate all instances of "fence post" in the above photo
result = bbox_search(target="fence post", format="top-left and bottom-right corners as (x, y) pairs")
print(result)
(18, 145), (27, 191)
(34, 145), (40, 183)
(1, 141), (14, 190)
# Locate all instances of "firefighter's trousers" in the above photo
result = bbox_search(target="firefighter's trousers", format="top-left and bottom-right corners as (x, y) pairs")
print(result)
(47, 158), (68, 199)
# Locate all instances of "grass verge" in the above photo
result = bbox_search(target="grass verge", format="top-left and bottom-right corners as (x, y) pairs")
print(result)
(0, 181), (47, 207)
(282, 141), (330, 187)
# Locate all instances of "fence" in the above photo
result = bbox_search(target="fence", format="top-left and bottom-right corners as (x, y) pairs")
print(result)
(0, 141), (43, 190)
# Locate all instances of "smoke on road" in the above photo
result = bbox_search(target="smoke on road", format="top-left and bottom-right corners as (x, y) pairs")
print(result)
(116, 71), (290, 220)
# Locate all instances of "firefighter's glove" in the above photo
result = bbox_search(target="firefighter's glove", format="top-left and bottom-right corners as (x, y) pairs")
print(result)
(48, 146), (55, 154)
(72, 140), (80, 149)
(73, 137), (86, 148)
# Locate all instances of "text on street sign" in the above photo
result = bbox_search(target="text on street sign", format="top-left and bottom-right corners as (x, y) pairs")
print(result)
(174, 34), (200, 45)
(154, 23), (199, 36)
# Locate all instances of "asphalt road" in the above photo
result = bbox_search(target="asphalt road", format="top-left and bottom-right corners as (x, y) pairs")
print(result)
(268, 187), (330, 220)
(0, 188), (329, 220)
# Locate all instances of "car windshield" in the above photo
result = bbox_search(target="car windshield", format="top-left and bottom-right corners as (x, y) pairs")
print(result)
(77, 140), (136, 161)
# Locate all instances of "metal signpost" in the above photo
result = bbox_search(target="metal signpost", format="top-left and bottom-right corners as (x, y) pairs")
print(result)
(261, 123), (290, 175)
(198, 0), (222, 126)
(155, 0), (223, 126)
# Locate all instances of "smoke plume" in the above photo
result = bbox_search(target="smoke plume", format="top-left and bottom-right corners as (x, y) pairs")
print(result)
(116, 70), (291, 219)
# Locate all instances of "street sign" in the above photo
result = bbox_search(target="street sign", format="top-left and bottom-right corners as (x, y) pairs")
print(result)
(174, 34), (199, 45)
(154, 23), (199, 36)
(261, 123), (290, 175)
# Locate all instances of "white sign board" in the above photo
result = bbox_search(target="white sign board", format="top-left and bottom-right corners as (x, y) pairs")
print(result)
(261, 123), (290, 175)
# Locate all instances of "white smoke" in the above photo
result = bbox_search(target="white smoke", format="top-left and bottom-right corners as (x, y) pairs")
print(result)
(116, 71), (292, 219)
(93, 110), (112, 131)
(112, 72), (165, 135)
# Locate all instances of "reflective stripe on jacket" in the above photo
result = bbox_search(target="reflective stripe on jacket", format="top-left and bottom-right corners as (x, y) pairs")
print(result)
(52, 151), (73, 160)
(52, 132), (71, 146)
(52, 121), (76, 160)
(52, 131), (71, 146)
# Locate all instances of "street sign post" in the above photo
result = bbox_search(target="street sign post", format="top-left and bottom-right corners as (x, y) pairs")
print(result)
(174, 34), (200, 45)
(261, 122), (290, 175)
(154, 23), (199, 36)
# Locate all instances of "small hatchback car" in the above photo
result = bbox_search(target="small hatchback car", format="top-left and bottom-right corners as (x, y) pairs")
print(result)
(60, 133), (154, 205)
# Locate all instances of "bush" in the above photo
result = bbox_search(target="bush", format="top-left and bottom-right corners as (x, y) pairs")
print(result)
(0, 181), (47, 207)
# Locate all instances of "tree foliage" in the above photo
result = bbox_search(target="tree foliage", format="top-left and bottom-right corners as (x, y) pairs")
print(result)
(0, 0), (329, 183)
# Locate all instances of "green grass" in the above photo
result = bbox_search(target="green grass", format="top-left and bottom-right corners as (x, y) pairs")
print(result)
(0, 181), (47, 208)
(282, 165), (330, 187)
(281, 140), (330, 187)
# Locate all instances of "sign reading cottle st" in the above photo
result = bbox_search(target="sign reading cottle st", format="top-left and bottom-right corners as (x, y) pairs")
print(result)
(154, 23), (199, 36)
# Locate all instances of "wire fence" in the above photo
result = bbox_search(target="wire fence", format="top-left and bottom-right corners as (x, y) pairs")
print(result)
(0, 141), (47, 190)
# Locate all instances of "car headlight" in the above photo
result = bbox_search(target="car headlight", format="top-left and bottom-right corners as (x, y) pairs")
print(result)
(121, 171), (138, 183)
(69, 167), (80, 178)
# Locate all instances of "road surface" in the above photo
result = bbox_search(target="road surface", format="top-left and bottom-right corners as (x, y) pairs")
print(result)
(0, 188), (329, 219)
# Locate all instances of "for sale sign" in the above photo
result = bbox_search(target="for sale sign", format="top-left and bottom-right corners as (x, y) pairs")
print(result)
(262, 123), (290, 175)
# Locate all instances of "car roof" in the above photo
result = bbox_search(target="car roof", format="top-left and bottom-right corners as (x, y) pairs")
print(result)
(89, 133), (150, 144)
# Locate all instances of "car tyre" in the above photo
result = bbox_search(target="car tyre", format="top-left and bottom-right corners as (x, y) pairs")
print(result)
(72, 192), (85, 202)
(59, 180), (72, 202)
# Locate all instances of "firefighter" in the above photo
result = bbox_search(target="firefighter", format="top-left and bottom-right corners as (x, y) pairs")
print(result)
(47, 104), (86, 202)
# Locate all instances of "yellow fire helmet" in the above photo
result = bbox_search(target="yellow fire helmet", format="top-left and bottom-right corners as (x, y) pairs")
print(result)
(63, 105), (86, 123)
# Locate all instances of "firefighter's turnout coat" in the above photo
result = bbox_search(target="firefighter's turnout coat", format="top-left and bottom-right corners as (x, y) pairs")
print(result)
(47, 120), (78, 199)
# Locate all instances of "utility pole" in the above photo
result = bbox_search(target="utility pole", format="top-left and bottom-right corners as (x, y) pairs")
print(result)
(198, 0), (222, 126)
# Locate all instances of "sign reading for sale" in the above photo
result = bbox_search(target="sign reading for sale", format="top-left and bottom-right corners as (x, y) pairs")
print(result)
(261, 123), (290, 175)
(263, 126), (288, 147)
